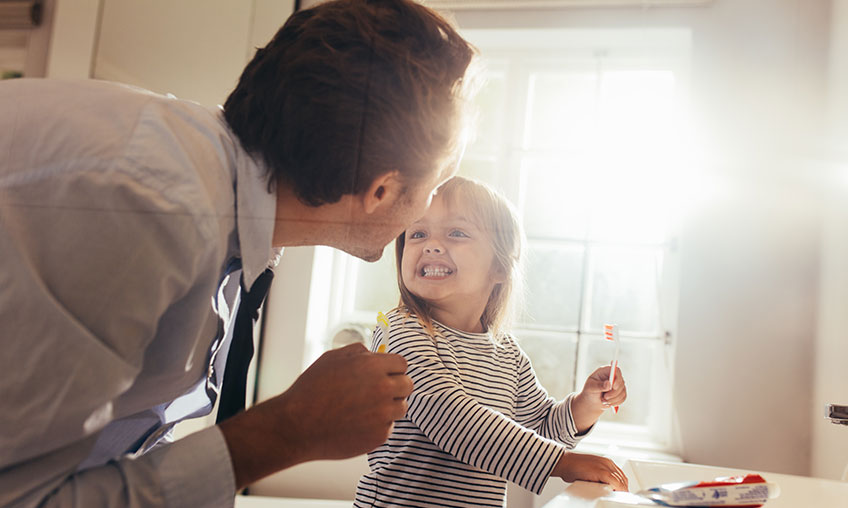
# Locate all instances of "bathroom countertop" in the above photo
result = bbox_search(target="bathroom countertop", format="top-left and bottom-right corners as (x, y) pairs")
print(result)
(543, 459), (848, 508)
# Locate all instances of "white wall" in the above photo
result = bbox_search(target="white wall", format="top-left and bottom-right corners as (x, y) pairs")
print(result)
(17, 0), (56, 77)
(812, 187), (848, 481)
(44, 0), (100, 78)
(93, 0), (294, 107)
(811, 0), (848, 482)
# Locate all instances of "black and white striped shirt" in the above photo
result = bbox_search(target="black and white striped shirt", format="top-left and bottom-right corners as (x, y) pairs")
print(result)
(354, 310), (584, 507)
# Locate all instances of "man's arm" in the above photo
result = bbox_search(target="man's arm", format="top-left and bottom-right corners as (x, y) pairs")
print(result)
(0, 167), (226, 507)
(219, 343), (413, 489)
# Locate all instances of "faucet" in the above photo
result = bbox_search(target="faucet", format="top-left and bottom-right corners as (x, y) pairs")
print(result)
(826, 404), (848, 425)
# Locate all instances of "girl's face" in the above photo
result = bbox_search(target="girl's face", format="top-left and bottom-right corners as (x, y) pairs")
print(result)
(401, 195), (504, 327)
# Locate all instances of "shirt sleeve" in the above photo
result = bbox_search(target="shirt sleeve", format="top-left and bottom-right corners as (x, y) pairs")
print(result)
(512, 347), (586, 448)
(3, 427), (236, 508)
(0, 162), (232, 507)
(387, 319), (565, 495)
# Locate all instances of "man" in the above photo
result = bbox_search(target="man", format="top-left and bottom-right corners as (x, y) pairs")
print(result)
(0, 1), (475, 506)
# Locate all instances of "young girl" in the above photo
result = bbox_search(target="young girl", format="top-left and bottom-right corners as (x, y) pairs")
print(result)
(354, 177), (628, 507)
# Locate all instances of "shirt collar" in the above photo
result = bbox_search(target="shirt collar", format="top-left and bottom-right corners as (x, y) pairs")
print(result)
(222, 111), (281, 289)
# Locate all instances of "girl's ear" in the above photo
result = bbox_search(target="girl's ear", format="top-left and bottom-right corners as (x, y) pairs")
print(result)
(490, 261), (508, 284)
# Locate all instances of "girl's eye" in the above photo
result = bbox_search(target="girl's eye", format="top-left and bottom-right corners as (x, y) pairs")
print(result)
(449, 229), (469, 238)
(409, 231), (426, 240)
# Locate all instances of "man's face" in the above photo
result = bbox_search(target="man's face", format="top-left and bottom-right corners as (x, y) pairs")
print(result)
(342, 164), (457, 262)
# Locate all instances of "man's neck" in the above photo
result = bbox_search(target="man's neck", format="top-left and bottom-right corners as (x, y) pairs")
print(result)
(272, 183), (356, 249)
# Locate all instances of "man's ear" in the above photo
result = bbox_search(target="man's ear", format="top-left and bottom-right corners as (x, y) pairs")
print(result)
(362, 170), (402, 215)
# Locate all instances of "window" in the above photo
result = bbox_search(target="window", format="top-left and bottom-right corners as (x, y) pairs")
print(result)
(287, 28), (690, 456)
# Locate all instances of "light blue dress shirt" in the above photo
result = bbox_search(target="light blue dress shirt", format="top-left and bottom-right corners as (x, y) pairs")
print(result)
(0, 78), (279, 507)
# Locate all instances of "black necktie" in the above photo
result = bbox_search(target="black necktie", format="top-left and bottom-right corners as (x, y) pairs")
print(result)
(216, 267), (275, 423)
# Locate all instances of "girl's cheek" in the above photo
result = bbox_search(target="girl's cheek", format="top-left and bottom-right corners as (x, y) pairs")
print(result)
(401, 262), (415, 285)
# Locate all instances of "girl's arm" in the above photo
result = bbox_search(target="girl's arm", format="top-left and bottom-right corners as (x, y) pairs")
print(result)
(511, 348), (628, 491)
(512, 348), (585, 444)
(388, 325), (563, 495)
(514, 349), (627, 438)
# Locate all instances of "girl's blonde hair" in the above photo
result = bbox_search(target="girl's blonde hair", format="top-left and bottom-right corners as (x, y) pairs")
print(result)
(394, 176), (523, 339)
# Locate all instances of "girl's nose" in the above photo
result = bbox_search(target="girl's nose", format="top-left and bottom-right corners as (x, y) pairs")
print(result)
(424, 244), (443, 254)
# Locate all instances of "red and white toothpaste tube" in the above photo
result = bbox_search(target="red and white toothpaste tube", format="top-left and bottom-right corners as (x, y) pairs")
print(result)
(638, 473), (780, 507)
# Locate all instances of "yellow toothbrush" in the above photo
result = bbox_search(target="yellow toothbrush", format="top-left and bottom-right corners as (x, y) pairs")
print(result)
(376, 312), (390, 353)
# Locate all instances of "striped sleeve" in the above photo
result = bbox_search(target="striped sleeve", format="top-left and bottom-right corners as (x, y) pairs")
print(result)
(389, 325), (565, 495)
(512, 348), (582, 448)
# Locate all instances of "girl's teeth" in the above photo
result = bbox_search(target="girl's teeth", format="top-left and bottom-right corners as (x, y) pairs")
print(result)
(422, 266), (452, 277)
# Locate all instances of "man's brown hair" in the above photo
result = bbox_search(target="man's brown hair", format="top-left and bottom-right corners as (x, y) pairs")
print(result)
(223, 0), (477, 206)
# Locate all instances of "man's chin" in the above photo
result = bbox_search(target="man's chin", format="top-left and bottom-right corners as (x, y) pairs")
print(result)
(358, 251), (383, 263)
(342, 246), (384, 263)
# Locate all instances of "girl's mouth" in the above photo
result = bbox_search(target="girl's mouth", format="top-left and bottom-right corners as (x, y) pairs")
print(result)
(421, 265), (453, 277)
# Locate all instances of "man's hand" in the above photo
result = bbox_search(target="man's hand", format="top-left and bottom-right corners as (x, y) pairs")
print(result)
(551, 451), (629, 492)
(219, 343), (413, 489)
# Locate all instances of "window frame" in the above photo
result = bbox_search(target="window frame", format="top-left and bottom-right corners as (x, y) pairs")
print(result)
(257, 27), (691, 460)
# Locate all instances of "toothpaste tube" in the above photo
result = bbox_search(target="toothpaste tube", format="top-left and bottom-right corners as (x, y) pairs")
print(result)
(638, 474), (780, 507)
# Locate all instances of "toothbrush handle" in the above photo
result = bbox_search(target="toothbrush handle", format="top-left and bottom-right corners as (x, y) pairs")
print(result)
(609, 360), (619, 414)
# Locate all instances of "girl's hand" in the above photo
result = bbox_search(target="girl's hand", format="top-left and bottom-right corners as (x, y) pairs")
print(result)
(551, 450), (629, 491)
(584, 364), (627, 408)
(571, 365), (627, 432)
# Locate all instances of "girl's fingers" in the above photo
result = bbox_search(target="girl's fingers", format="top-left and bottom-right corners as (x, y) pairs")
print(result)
(603, 386), (627, 405)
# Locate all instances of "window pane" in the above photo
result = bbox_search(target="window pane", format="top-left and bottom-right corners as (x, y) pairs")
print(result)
(598, 70), (677, 150)
(524, 70), (598, 151)
(519, 331), (577, 401)
(468, 68), (507, 154)
(577, 334), (655, 426)
(353, 248), (399, 313)
(520, 157), (591, 240)
(585, 70), (678, 244)
(521, 242), (583, 329)
(458, 157), (499, 186)
(587, 188), (671, 245)
(585, 246), (662, 334)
